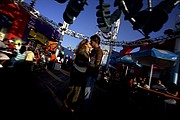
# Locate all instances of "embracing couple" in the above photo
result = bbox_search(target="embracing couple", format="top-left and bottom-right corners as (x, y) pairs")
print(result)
(63, 34), (103, 113)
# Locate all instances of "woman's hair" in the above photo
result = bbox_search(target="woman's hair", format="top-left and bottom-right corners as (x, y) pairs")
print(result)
(75, 39), (89, 54)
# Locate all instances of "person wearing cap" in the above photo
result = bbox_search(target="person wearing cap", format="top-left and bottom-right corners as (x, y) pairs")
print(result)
(83, 34), (103, 112)
(8, 40), (15, 52)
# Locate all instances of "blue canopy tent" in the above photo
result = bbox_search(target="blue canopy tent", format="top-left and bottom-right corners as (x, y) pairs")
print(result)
(116, 54), (141, 66)
(116, 54), (142, 76)
(109, 50), (120, 68)
(131, 48), (178, 86)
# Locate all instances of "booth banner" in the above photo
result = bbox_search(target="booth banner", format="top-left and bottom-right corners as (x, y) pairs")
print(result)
(27, 16), (61, 41)
(29, 29), (47, 45)
(48, 41), (58, 52)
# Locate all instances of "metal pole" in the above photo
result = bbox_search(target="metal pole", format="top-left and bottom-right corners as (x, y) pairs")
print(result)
(149, 64), (153, 86)
(55, 21), (69, 57)
(125, 66), (129, 76)
(105, 37), (113, 70)
(172, 37), (180, 84)
(170, 14), (180, 84)
(105, 18), (120, 70)
(148, 0), (152, 12)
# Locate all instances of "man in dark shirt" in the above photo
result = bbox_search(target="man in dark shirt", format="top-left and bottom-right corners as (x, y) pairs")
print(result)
(83, 34), (103, 112)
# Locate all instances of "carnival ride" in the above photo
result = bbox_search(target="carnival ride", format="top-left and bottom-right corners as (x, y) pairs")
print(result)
(14, 0), (179, 60)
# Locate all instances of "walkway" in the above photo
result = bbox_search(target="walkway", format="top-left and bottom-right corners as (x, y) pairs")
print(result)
(0, 66), (179, 119)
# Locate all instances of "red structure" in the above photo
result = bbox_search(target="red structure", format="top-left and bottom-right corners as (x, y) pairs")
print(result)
(0, 0), (30, 40)
(0, 0), (61, 47)
(119, 37), (176, 57)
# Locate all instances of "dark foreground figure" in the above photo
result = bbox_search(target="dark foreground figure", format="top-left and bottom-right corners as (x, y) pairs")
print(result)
(0, 65), (179, 120)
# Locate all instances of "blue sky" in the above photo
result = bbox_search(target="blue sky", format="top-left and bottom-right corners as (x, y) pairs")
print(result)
(23, 0), (179, 52)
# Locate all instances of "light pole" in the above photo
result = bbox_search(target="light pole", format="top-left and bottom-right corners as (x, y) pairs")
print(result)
(105, 18), (121, 71)
(55, 21), (69, 57)
(172, 14), (180, 84)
